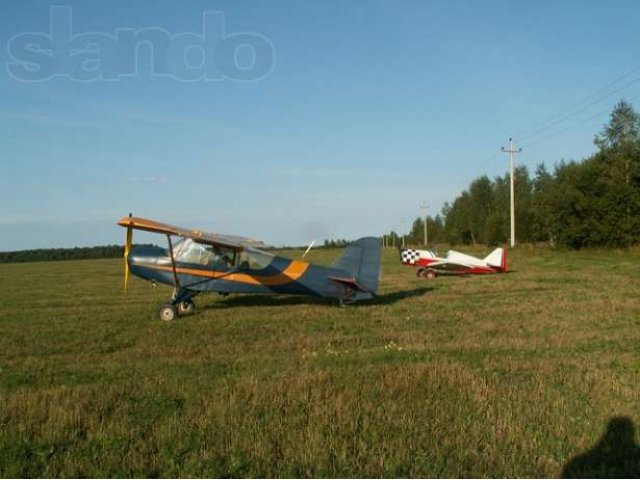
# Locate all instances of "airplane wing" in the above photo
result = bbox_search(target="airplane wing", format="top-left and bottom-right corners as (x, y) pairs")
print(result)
(117, 216), (266, 250)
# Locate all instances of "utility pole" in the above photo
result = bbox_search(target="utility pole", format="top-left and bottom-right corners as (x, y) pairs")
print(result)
(420, 202), (429, 247)
(501, 138), (522, 248)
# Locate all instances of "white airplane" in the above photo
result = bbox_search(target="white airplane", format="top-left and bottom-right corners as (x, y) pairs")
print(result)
(400, 247), (507, 279)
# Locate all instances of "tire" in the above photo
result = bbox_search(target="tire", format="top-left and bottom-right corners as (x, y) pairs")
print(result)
(177, 300), (195, 316)
(416, 268), (425, 278)
(159, 304), (178, 322)
(425, 270), (437, 280)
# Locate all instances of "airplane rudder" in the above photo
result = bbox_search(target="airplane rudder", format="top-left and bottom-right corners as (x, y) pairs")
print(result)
(356, 237), (382, 294)
(484, 247), (505, 269)
(332, 237), (381, 294)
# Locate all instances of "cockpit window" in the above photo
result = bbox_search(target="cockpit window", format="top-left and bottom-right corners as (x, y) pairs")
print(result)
(173, 238), (236, 268)
(171, 238), (271, 270)
(237, 248), (274, 270)
(211, 246), (237, 269)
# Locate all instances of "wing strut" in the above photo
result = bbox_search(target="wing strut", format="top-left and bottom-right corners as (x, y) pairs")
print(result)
(166, 234), (181, 288)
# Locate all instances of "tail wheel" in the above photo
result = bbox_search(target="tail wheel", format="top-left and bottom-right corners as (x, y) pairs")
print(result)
(339, 285), (357, 306)
(177, 300), (195, 316)
(159, 304), (178, 322)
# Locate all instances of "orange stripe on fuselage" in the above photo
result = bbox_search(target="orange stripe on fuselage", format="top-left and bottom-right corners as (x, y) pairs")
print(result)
(137, 260), (310, 286)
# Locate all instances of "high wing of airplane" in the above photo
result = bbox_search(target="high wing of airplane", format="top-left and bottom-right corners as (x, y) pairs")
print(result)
(118, 216), (381, 321)
(400, 246), (507, 279)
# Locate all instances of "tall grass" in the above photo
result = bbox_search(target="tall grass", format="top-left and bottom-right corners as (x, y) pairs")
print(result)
(1, 247), (639, 477)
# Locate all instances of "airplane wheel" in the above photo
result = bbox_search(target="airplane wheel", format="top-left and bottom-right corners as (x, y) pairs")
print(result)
(416, 268), (425, 278)
(159, 304), (178, 322)
(341, 286), (356, 306)
(177, 300), (195, 316)
(425, 270), (437, 280)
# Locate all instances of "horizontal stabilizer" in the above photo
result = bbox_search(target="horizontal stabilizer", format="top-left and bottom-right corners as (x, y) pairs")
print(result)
(329, 276), (373, 294)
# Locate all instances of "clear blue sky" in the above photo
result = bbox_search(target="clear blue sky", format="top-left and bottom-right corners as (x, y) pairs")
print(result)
(2, 0), (640, 250)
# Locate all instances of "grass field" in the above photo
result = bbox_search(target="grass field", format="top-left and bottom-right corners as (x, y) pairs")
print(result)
(1, 246), (639, 477)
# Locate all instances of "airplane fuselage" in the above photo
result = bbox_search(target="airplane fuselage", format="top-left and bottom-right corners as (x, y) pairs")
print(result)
(117, 216), (381, 320)
(400, 247), (506, 277)
(129, 245), (372, 300)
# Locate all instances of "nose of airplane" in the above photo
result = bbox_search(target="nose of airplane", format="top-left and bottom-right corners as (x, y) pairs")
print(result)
(129, 245), (170, 265)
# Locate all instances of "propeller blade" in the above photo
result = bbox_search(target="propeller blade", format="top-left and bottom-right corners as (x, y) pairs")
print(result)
(124, 225), (132, 293)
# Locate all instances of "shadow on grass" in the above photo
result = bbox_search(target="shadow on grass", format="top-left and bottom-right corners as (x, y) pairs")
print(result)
(436, 270), (517, 277)
(204, 286), (434, 309)
(563, 416), (640, 478)
(360, 286), (434, 306)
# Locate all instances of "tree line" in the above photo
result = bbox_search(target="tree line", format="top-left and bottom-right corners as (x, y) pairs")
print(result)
(0, 245), (125, 263)
(392, 100), (640, 249)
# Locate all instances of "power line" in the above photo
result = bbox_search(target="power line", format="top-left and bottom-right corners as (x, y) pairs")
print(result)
(462, 85), (640, 187)
(464, 151), (503, 183)
(517, 64), (640, 140)
(455, 66), (640, 206)
(519, 75), (640, 144)
(522, 90), (640, 151)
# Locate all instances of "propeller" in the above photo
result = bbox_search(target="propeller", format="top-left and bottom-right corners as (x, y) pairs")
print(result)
(123, 218), (133, 293)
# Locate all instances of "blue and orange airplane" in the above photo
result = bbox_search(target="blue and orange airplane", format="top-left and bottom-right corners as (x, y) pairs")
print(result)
(118, 216), (381, 321)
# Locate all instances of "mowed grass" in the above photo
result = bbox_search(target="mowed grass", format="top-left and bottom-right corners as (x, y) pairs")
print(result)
(1, 246), (639, 477)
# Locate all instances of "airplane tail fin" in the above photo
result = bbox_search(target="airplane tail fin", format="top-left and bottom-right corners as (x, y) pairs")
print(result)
(331, 237), (382, 296)
(484, 247), (507, 272)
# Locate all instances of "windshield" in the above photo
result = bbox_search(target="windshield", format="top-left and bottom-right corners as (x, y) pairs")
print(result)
(172, 238), (236, 268)
(173, 238), (212, 265)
